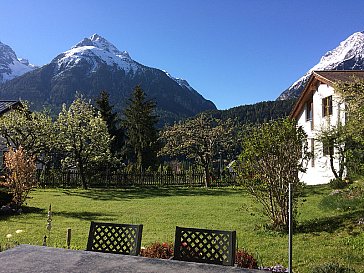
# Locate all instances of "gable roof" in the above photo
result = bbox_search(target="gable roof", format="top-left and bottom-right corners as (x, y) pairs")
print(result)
(290, 70), (364, 119)
(0, 100), (22, 116)
(314, 70), (364, 83)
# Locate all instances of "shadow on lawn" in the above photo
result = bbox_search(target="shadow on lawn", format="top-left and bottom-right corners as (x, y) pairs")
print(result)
(300, 184), (330, 198)
(0, 206), (45, 220)
(297, 209), (364, 233)
(61, 187), (243, 201)
(55, 211), (116, 222)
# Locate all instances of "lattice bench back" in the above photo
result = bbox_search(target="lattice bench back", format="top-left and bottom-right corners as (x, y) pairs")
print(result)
(86, 221), (143, 256)
(173, 226), (236, 266)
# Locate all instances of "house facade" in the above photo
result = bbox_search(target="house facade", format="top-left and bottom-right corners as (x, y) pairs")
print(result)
(290, 71), (364, 185)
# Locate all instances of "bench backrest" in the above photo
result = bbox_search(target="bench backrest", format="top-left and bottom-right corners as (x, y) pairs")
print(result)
(86, 221), (143, 256)
(173, 226), (236, 266)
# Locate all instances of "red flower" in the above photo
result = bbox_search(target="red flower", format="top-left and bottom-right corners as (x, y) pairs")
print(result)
(162, 242), (168, 248)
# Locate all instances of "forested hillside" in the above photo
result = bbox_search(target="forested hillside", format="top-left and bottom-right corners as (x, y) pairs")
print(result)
(206, 99), (296, 124)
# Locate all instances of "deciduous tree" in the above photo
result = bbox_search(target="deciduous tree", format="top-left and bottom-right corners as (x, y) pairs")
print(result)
(334, 78), (364, 175)
(236, 118), (310, 231)
(56, 96), (111, 189)
(159, 114), (236, 187)
(335, 77), (364, 146)
(0, 102), (56, 168)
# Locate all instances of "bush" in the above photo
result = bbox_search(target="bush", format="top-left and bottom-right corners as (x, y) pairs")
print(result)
(4, 147), (37, 208)
(237, 118), (308, 231)
(140, 242), (173, 259)
(235, 249), (258, 269)
(329, 178), (350, 189)
(311, 263), (356, 273)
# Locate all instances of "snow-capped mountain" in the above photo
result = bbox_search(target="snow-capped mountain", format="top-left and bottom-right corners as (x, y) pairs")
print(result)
(0, 41), (36, 83)
(0, 34), (215, 124)
(54, 34), (195, 92)
(278, 31), (364, 100)
(55, 34), (139, 74)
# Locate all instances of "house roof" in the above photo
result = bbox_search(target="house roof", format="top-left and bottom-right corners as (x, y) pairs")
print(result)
(290, 70), (364, 119)
(0, 100), (22, 116)
(314, 70), (364, 84)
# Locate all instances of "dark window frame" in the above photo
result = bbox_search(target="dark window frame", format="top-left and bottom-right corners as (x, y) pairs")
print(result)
(306, 99), (313, 121)
(322, 96), (333, 117)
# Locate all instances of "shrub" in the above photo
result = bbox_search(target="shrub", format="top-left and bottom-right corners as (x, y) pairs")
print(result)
(236, 118), (309, 231)
(140, 242), (173, 259)
(329, 178), (349, 189)
(4, 147), (37, 208)
(311, 263), (356, 273)
(235, 249), (258, 269)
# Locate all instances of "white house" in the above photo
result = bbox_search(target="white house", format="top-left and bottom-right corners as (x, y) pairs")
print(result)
(290, 70), (364, 185)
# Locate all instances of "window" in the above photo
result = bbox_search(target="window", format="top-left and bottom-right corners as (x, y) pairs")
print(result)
(322, 96), (332, 117)
(306, 99), (313, 121)
(323, 141), (334, 156)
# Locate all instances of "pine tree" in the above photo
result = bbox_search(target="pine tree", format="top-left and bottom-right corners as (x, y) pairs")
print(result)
(122, 85), (159, 170)
(95, 90), (124, 155)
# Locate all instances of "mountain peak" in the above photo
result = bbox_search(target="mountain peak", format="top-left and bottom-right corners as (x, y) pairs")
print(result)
(73, 34), (130, 59)
(55, 34), (137, 73)
(90, 33), (104, 41)
(0, 41), (17, 61)
(318, 31), (364, 67)
(0, 41), (35, 83)
(278, 31), (364, 100)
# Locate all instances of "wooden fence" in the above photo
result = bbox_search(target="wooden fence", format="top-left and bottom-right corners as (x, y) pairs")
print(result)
(38, 170), (237, 188)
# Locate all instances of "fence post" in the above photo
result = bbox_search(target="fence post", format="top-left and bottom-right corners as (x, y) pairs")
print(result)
(66, 228), (71, 249)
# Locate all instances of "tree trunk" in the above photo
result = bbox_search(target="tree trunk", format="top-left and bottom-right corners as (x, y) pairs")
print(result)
(137, 149), (143, 172)
(329, 151), (339, 179)
(78, 163), (88, 189)
(204, 165), (210, 188)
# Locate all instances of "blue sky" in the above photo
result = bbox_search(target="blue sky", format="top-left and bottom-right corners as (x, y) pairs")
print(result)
(1, 0), (363, 110)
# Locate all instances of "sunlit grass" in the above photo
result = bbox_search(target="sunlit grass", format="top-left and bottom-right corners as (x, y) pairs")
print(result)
(1, 184), (363, 273)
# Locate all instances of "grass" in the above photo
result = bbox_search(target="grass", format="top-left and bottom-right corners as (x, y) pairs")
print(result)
(1, 184), (364, 273)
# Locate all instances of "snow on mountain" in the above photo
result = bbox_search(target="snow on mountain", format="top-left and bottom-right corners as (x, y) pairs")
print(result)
(0, 34), (216, 124)
(163, 70), (196, 92)
(56, 34), (193, 90)
(0, 41), (35, 83)
(54, 34), (140, 74)
(278, 31), (364, 100)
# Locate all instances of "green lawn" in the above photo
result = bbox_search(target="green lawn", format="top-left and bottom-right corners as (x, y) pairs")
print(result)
(1, 185), (363, 273)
